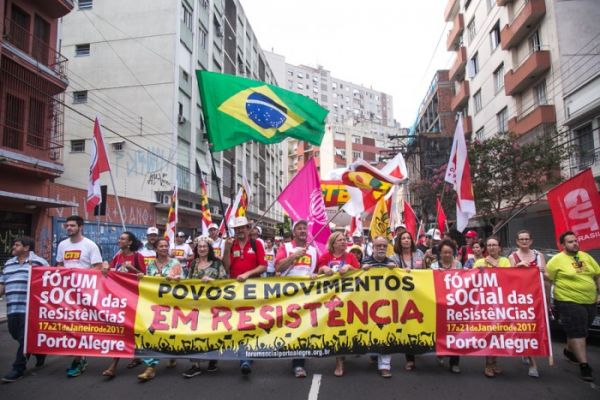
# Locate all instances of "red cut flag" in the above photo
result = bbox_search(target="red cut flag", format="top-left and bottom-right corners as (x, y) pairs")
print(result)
(86, 118), (111, 213)
(436, 198), (447, 235)
(403, 200), (417, 239)
(547, 168), (600, 251)
(444, 115), (475, 232)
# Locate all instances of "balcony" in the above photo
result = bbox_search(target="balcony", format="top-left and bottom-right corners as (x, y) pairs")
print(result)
(446, 13), (464, 51)
(508, 104), (556, 136)
(501, 0), (546, 50)
(444, 0), (459, 22)
(449, 46), (467, 81)
(2, 18), (68, 84)
(37, 0), (74, 18)
(496, 0), (513, 5)
(504, 50), (551, 95)
(451, 80), (470, 112)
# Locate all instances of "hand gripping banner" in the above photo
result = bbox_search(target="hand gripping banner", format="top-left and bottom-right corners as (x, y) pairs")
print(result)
(25, 267), (551, 359)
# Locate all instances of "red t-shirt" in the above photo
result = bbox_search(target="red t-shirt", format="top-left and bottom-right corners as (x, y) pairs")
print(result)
(229, 239), (266, 278)
(110, 252), (146, 274)
(317, 252), (360, 272)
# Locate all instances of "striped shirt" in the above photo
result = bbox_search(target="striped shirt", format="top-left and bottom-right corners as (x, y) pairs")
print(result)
(0, 252), (49, 314)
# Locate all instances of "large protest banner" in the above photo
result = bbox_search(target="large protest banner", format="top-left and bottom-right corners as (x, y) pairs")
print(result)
(25, 267), (551, 359)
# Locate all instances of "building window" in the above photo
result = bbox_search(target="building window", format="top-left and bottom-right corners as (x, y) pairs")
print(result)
(78, 0), (93, 10)
(534, 80), (547, 106)
(493, 63), (504, 93)
(489, 21), (500, 51)
(574, 123), (595, 167)
(352, 135), (361, 144)
(73, 90), (88, 104)
(352, 151), (361, 160)
(181, 4), (193, 31)
(467, 53), (479, 78)
(474, 90), (482, 113)
(497, 107), (508, 134)
(75, 44), (90, 56)
(335, 132), (345, 141)
(111, 141), (124, 152)
(475, 127), (484, 141)
(529, 30), (541, 52)
(467, 18), (477, 44)
(200, 0), (209, 9)
(71, 139), (86, 152)
(199, 27), (208, 50)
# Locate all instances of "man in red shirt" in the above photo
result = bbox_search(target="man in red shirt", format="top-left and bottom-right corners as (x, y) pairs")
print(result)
(223, 216), (266, 375)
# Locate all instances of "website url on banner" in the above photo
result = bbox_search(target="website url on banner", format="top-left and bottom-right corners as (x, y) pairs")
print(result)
(246, 349), (331, 358)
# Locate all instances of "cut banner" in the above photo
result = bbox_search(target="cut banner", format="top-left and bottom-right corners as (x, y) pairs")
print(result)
(26, 267), (550, 359)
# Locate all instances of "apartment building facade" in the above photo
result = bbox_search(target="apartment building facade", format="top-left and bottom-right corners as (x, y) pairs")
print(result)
(58, 0), (285, 243)
(0, 0), (74, 263)
(444, 0), (600, 246)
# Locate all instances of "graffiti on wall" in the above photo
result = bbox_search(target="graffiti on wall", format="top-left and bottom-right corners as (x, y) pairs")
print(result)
(114, 146), (174, 189)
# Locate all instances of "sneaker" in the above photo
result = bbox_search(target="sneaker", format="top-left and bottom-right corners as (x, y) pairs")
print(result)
(528, 366), (539, 378)
(35, 356), (46, 368)
(207, 360), (218, 372)
(66, 359), (87, 378)
(379, 368), (392, 378)
(240, 362), (252, 375)
(2, 370), (24, 383)
(450, 365), (461, 374)
(182, 365), (202, 378)
(580, 363), (594, 382)
(564, 348), (578, 364)
(294, 366), (307, 378)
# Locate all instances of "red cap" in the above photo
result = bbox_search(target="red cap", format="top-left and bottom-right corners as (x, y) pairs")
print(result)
(465, 230), (478, 238)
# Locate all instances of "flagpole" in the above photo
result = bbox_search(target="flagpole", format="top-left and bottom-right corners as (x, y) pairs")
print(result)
(434, 183), (447, 234)
(209, 149), (229, 234)
(307, 207), (346, 247)
(107, 169), (126, 231)
(252, 197), (278, 228)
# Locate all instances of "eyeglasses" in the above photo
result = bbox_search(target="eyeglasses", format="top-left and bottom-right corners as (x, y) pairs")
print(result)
(517, 238), (530, 242)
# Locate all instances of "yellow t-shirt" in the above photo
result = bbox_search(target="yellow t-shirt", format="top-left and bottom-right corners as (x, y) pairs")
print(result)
(473, 256), (511, 268)
(546, 251), (600, 304)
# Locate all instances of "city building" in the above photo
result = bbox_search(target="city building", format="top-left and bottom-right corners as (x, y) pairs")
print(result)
(443, 0), (600, 246)
(0, 0), (75, 263)
(56, 0), (285, 249)
(265, 50), (400, 181)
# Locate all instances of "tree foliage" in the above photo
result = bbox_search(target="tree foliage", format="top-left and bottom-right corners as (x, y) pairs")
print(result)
(468, 133), (570, 228)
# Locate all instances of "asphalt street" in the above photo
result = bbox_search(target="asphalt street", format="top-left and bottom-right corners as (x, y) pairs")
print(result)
(0, 322), (598, 400)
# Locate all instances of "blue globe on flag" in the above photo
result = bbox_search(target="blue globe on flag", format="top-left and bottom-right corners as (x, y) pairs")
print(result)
(245, 92), (288, 129)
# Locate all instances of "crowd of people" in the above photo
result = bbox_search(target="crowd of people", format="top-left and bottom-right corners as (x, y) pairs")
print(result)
(1, 214), (599, 384)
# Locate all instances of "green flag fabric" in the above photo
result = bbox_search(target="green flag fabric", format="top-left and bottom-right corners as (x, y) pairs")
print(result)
(196, 71), (328, 152)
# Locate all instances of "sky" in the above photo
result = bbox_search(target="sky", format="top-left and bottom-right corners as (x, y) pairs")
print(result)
(240, 0), (452, 128)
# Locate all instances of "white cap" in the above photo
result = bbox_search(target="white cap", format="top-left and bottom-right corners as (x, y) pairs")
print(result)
(426, 228), (442, 241)
(352, 231), (363, 238)
(208, 223), (219, 230)
(292, 219), (308, 230)
(230, 216), (250, 228)
(394, 224), (406, 231)
(254, 226), (262, 235)
(146, 227), (159, 235)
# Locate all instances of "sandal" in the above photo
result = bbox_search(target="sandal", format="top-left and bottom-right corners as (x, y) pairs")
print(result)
(334, 367), (344, 377)
(405, 361), (415, 371)
(492, 364), (502, 375)
(102, 368), (116, 378)
(484, 366), (495, 378)
(127, 359), (142, 369)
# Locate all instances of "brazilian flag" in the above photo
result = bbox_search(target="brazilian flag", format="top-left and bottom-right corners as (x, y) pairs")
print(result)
(196, 71), (328, 152)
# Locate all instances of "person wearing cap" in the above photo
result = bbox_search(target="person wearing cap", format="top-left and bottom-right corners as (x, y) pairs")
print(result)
(348, 245), (364, 263)
(423, 229), (442, 268)
(139, 227), (159, 269)
(207, 223), (225, 259)
(351, 230), (372, 258)
(274, 219), (319, 378)
(171, 232), (194, 277)
(459, 230), (478, 266)
(223, 216), (266, 376)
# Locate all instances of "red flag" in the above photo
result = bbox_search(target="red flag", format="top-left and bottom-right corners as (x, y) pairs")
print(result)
(547, 168), (600, 251)
(436, 198), (447, 235)
(86, 118), (111, 213)
(403, 201), (417, 239)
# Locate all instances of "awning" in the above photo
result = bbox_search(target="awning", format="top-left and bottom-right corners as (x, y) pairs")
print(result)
(0, 190), (78, 208)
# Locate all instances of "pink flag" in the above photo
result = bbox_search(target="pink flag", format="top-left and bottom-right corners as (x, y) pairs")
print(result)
(86, 118), (111, 213)
(277, 158), (330, 253)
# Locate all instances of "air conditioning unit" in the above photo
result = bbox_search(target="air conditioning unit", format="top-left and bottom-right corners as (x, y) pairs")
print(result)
(177, 115), (186, 125)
